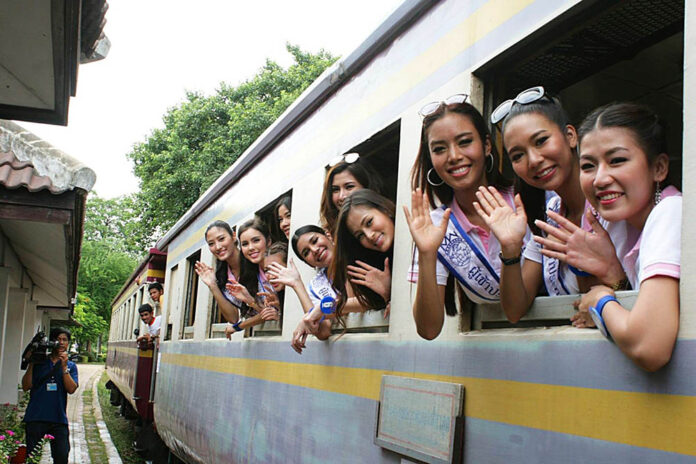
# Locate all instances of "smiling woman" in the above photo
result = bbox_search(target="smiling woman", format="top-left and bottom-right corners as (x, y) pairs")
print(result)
(472, 89), (627, 326)
(571, 102), (680, 371)
(319, 155), (384, 235)
(330, 189), (394, 323)
(405, 98), (517, 340)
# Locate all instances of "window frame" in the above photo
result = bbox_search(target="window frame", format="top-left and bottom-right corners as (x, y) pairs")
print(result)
(469, 0), (684, 331)
(181, 251), (201, 339)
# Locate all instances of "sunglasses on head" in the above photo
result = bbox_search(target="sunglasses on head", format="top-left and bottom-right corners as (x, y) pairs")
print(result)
(328, 152), (360, 168)
(490, 86), (546, 125)
(418, 93), (469, 118)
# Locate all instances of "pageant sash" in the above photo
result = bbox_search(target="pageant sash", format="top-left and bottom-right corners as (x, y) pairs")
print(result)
(434, 206), (501, 303)
(542, 194), (578, 296)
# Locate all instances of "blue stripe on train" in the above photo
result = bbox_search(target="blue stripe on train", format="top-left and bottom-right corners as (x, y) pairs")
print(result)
(465, 417), (696, 464)
(154, 360), (694, 464)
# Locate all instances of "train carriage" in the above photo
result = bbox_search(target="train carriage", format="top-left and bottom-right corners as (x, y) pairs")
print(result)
(107, 0), (695, 462)
(106, 248), (167, 421)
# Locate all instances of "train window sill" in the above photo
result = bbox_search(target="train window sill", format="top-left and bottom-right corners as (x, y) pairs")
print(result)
(332, 308), (389, 334)
(469, 290), (638, 334)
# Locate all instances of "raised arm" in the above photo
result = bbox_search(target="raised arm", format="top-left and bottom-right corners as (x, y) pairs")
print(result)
(195, 262), (240, 323)
(474, 187), (542, 323)
(534, 209), (627, 287)
(59, 352), (78, 394)
(21, 362), (33, 392)
(404, 189), (449, 340)
(266, 259), (313, 313)
(347, 258), (391, 304)
(225, 306), (279, 339)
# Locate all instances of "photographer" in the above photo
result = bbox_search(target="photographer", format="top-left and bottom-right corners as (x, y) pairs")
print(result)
(21, 327), (78, 464)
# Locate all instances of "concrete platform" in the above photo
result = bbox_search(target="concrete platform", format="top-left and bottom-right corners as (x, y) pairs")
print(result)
(39, 364), (122, 464)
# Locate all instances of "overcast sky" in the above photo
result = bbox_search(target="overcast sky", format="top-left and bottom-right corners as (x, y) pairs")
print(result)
(23, 0), (403, 198)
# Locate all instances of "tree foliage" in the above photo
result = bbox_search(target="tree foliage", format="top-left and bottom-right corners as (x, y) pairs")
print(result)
(83, 194), (150, 256)
(71, 294), (109, 349)
(128, 44), (337, 236)
(75, 197), (140, 350)
(74, 45), (337, 351)
(78, 240), (137, 323)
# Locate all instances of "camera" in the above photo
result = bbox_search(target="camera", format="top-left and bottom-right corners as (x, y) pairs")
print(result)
(21, 331), (59, 369)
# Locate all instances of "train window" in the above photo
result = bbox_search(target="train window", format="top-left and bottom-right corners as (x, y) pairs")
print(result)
(163, 264), (178, 341)
(126, 297), (133, 340)
(114, 306), (120, 340)
(248, 193), (294, 338)
(208, 300), (227, 339)
(347, 120), (400, 203)
(181, 251), (201, 339)
(120, 303), (125, 340)
(474, 0), (683, 329)
(131, 294), (139, 339)
(332, 121), (400, 333)
(256, 190), (292, 244)
(137, 286), (145, 335)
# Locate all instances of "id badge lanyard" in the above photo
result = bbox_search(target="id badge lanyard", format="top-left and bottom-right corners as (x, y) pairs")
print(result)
(47, 366), (58, 392)
(46, 361), (61, 392)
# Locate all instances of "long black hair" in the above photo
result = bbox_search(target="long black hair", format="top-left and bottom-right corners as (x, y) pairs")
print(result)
(274, 195), (292, 242)
(499, 93), (574, 235)
(291, 224), (327, 266)
(329, 190), (394, 325)
(577, 102), (677, 189)
(411, 100), (510, 317)
(237, 217), (271, 303)
(320, 159), (384, 234)
(205, 220), (237, 295)
(412, 101), (511, 208)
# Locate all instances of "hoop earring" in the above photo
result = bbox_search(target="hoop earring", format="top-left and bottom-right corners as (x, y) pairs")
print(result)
(654, 181), (662, 205)
(486, 152), (494, 173)
(427, 168), (445, 187)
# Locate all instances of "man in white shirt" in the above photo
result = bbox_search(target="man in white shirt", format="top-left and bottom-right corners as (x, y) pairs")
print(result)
(136, 303), (161, 345)
(148, 282), (164, 314)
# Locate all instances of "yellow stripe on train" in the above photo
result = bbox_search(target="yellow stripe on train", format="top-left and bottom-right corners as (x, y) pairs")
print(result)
(162, 352), (696, 457)
(111, 345), (154, 358)
(147, 269), (165, 278)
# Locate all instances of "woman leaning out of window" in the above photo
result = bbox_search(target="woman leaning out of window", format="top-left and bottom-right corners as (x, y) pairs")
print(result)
(404, 95), (525, 340)
(535, 102), (680, 371)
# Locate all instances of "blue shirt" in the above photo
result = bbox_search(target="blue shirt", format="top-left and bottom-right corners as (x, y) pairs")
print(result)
(23, 358), (78, 425)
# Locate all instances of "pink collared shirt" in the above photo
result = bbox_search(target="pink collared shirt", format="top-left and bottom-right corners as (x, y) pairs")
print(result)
(620, 186), (681, 289)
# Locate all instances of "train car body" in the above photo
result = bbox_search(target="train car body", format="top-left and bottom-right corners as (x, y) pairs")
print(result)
(106, 248), (166, 421)
(109, 0), (695, 462)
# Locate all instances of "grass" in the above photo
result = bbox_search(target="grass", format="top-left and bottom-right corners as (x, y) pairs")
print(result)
(97, 372), (144, 464)
(82, 376), (109, 463)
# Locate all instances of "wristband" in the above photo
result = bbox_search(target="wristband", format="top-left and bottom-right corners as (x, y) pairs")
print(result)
(232, 322), (242, 332)
(320, 296), (336, 315)
(568, 265), (592, 277)
(498, 252), (521, 266)
(588, 295), (618, 340)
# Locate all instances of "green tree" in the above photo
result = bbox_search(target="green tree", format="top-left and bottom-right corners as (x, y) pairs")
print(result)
(77, 240), (137, 323)
(71, 293), (109, 352)
(84, 194), (151, 257)
(75, 195), (140, 355)
(128, 44), (337, 235)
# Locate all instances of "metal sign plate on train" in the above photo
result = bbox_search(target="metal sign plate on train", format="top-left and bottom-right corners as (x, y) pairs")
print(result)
(375, 375), (464, 464)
